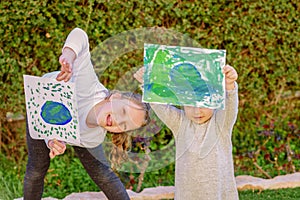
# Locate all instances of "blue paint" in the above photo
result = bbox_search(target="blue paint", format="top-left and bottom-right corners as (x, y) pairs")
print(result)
(170, 63), (210, 99)
(40, 101), (72, 125)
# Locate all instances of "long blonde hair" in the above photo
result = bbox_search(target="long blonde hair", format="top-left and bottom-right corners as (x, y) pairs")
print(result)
(106, 91), (150, 169)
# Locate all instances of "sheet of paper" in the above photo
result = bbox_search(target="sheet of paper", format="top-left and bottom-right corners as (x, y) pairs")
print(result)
(143, 44), (226, 110)
(23, 75), (80, 145)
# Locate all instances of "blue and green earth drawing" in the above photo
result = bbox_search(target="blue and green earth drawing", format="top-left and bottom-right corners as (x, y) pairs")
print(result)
(143, 44), (226, 109)
(23, 75), (79, 143)
(40, 101), (72, 125)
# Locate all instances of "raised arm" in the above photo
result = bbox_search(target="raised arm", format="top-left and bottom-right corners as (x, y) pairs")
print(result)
(215, 65), (239, 133)
(134, 67), (183, 134)
(150, 104), (183, 134)
(56, 28), (90, 82)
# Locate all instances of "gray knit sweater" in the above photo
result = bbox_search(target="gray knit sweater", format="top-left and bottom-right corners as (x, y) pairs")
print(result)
(150, 84), (239, 200)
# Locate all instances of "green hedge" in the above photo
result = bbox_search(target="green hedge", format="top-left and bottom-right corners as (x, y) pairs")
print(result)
(1, 0), (299, 188)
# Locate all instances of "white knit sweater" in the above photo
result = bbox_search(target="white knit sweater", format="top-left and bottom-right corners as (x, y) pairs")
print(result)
(150, 84), (239, 200)
(43, 28), (108, 148)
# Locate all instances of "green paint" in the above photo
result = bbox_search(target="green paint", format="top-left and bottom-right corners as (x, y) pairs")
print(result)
(144, 44), (226, 109)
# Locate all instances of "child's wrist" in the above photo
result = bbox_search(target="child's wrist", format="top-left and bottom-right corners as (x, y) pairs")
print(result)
(63, 47), (76, 61)
(226, 82), (235, 91)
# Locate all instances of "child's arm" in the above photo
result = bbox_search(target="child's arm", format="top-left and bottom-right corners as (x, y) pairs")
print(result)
(56, 28), (90, 82)
(45, 28), (96, 152)
(150, 104), (182, 134)
(134, 67), (182, 134)
(216, 65), (239, 132)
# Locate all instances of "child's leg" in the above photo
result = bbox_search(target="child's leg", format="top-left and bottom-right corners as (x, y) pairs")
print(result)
(23, 121), (50, 200)
(73, 145), (130, 200)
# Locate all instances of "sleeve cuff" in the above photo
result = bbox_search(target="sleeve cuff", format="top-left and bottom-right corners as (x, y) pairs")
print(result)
(44, 139), (51, 149)
(226, 82), (238, 95)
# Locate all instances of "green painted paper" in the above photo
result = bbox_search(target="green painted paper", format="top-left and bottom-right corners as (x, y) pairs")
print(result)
(143, 44), (226, 109)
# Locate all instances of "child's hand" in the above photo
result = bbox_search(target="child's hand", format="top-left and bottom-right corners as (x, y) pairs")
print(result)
(133, 67), (145, 84)
(223, 65), (238, 90)
(56, 47), (76, 82)
(48, 139), (66, 159)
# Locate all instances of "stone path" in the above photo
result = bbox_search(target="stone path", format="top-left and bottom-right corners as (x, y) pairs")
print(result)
(15, 173), (300, 200)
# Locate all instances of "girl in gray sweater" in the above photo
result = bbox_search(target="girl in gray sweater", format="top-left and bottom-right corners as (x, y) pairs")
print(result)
(134, 65), (239, 199)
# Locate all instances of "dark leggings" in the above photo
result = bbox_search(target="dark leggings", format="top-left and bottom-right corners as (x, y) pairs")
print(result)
(23, 122), (130, 200)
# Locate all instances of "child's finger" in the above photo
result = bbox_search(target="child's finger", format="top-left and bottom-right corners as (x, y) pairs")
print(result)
(49, 149), (56, 159)
(61, 62), (70, 73)
(139, 67), (145, 73)
(226, 70), (235, 77)
(48, 140), (54, 148)
(53, 140), (66, 152)
(59, 56), (66, 65)
(50, 147), (64, 159)
(62, 62), (72, 73)
(55, 141), (66, 150)
(56, 72), (68, 81)
(222, 65), (231, 73)
(59, 55), (72, 72)
(226, 70), (238, 80)
(64, 72), (72, 82)
(134, 67), (145, 83)
(51, 147), (61, 155)
(67, 64), (72, 73)
(58, 72), (71, 82)
(56, 72), (72, 82)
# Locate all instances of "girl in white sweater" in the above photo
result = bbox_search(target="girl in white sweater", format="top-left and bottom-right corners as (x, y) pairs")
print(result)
(24, 28), (150, 200)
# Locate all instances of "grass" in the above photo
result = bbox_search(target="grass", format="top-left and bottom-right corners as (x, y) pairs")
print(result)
(239, 188), (300, 200)
(0, 155), (24, 200)
(1, 153), (299, 200)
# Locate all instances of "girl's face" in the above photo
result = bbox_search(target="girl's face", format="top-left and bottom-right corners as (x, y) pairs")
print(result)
(184, 106), (214, 124)
(96, 95), (147, 133)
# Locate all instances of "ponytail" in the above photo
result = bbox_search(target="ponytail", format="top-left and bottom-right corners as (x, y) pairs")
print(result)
(110, 132), (131, 169)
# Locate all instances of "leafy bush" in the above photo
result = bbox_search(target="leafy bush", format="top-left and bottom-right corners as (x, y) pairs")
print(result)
(234, 119), (299, 178)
